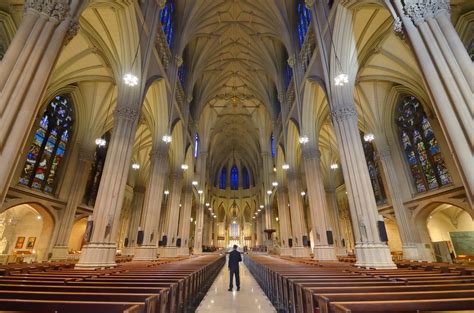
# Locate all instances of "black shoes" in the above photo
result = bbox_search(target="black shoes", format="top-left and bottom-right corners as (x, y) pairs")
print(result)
(237, 287), (240, 291)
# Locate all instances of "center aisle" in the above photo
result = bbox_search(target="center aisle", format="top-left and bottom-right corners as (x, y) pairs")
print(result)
(196, 255), (276, 313)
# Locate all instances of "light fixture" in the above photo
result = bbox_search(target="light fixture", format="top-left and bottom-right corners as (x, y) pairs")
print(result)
(213, 215), (217, 219)
(123, 73), (139, 87)
(299, 136), (309, 144)
(330, 163), (339, 170)
(252, 216), (256, 219)
(164, 190), (170, 195)
(194, 221), (197, 225)
(232, 221), (237, 224)
(282, 164), (290, 170)
(301, 191), (306, 196)
(181, 164), (188, 170)
(190, 217), (193, 222)
(272, 181), (278, 187)
(198, 190), (203, 194)
(132, 163), (140, 170)
(205, 203), (210, 207)
(179, 204), (182, 207)
(208, 207), (212, 210)
(95, 138), (106, 147)
(267, 190), (272, 195)
(37, 215), (42, 220)
(162, 134), (172, 143)
(192, 181), (198, 186)
(276, 217), (279, 221)
(334, 73), (348, 86)
(259, 205), (264, 209)
(258, 209), (261, 212)
(363, 133), (375, 142)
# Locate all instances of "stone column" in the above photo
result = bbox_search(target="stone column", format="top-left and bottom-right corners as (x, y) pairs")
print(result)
(377, 144), (434, 261)
(193, 151), (207, 254)
(161, 171), (183, 257)
(287, 169), (310, 257)
(75, 87), (141, 269)
(133, 144), (169, 260)
(325, 186), (347, 256)
(330, 103), (395, 268)
(178, 186), (193, 255)
(124, 185), (145, 255)
(276, 186), (292, 256)
(256, 215), (263, 246)
(51, 146), (95, 260)
(0, 0), (83, 206)
(394, 0), (473, 207)
(302, 146), (337, 260)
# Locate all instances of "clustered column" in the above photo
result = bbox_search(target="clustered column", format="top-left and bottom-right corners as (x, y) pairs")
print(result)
(178, 186), (193, 256)
(162, 171), (184, 257)
(302, 145), (337, 260)
(276, 186), (292, 256)
(124, 185), (145, 254)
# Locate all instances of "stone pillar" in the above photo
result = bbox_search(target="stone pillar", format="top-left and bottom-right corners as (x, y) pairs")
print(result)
(161, 171), (183, 257)
(75, 87), (141, 269)
(302, 146), (337, 260)
(193, 151), (207, 254)
(330, 103), (395, 268)
(287, 169), (310, 257)
(377, 144), (434, 261)
(178, 186), (193, 256)
(51, 146), (95, 260)
(0, 1), (83, 206)
(123, 185), (145, 255)
(256, 215), (263, 246)
(276, 186), (292, 256)
(133, 144), (168, 260)
(325, 186), (347, 256)
(394, 0), (473, 207)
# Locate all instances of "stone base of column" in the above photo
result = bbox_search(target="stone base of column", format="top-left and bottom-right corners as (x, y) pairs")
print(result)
(122, 247), (135, 256)
(354, 242), (396, 269)
(264, 239), (274, 249)
(193, 247), (202, 255)
(402, 243), (421, 261)
(313, 245), (337, 261)
(279, 247), (293, 256)
(50, 245), (70, 261)
(161, 247), (178, 258)
(292, 246), (310, 258)
(336, 247), (348, 256)
(133, 246), (157, 261)
(177, 247), (190, 256)
(75, 242), (117, 269)
(416, 243), (435, 262)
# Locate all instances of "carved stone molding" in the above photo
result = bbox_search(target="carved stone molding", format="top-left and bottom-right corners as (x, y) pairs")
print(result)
(303, 146), (321, 161)
(114, 105), (140, 122)
(304, 0), (315, 9)
(157, 0), (167, 9)
(393, 16), (406, 40)
(64, 21), (80, 45)
(330, 106), (357, 123)
(175, 55), (183, 67)
(25, 0), (70, 22)
(150, 145), (168, 160)
(78, 147), (95, 162)
(287, 55), (296, 68)
(404, 0), (450, 25)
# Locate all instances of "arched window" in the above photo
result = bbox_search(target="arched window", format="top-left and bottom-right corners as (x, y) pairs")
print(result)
(219, 167), (227, 189)
(283, 50), (293, 91)
(19, 95), (74, 193)
(297, 0), (311, 48)
(83, 132), (110, 206)
(242, 167), (250, 189)
(361, 133), (387, 205)
(193, 133), (199, 158)
(230, 165), (239, 190)
(159, 0), (176, 48)
(271, 133), (276, 158)
(396, 95), (451, 193)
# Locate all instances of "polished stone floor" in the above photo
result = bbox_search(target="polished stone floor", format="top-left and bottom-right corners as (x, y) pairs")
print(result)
(196, 255), (276, 313)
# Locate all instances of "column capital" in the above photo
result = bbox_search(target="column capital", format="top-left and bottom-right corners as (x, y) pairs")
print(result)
(304, 0), (315, 9)
(25, 0), (70, 22)
(150, 144), (168, 160)
(170, 171), (183, 180)
(287, 55), (296, 68)
(114, 105), (140, 122)
(78, 147), (95, 162)
(303, 145), (320, 161)
(277, 185), (288, 194)
(393, 16), (406, 41)
(64, 20), (80, 45)
(175, 55), (183, 66)
(330, 106), (357, 123)
(404, 0), (450, 25)
(157, 0), (167, 9)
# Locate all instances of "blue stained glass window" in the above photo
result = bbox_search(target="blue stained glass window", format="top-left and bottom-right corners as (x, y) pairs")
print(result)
(271, 133), (276, 158)
(160, 0), (176, 48)
(231, 165), (239, 190)
(194, 133), (199, 158)
(361, 133), (387, 206)
(242, 167), (250, 189)
(284, 60), (293, 91)
(219, 167), (227, 189)
(19, 95), (74, 193)
(396, 95), (451, 193)
(297, 0), (312, 48)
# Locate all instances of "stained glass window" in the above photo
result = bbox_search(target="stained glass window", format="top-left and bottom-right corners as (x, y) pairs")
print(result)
(19, 95), (74, 193)
(284, 56), (293, 91)
(194, 133), (199, 158)
(230, 165), (239, 190)
(297, 0), (312, 48)
(360, 133), (387, 205)
(178, 64), (186, 88)
(271, 133), (276, 158)
(396, 95), (451, 193)
(159, 0), (176, 48)
(242, 167), (250, 189)
(83, 132), (110, 206)
(219, 167), (227, 189)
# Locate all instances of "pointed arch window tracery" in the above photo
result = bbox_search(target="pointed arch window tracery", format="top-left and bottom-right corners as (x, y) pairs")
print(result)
(242, 167), (250, 189)
(360, 133), (387, 205)
(219, 167), (227, 189)
(230, 165), (239, 190)
(297, 0), (311, 48)
(160, 0), (176, 48)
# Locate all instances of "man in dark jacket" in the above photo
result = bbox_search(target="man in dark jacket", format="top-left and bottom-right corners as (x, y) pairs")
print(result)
(228, 244), (242, 291)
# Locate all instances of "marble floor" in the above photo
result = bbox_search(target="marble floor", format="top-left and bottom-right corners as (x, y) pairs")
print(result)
(196, 256), (276, 313)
